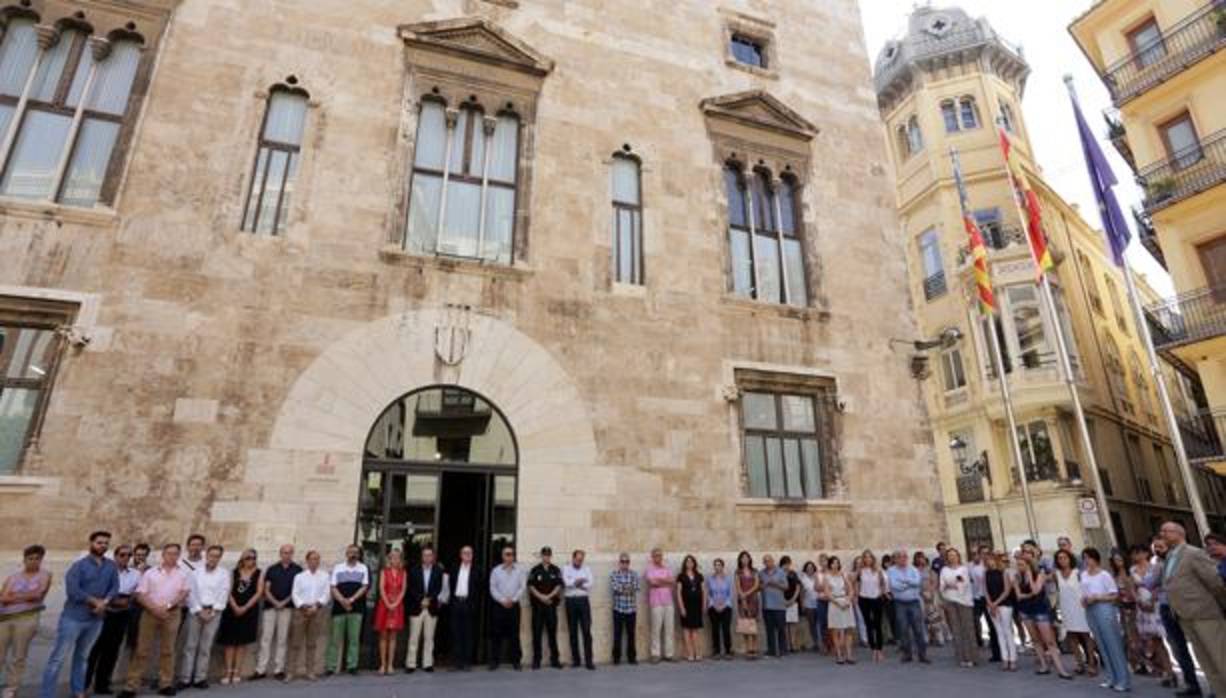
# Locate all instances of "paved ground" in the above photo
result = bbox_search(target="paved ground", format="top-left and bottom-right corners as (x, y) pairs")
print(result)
(188, 647), (1180, 698)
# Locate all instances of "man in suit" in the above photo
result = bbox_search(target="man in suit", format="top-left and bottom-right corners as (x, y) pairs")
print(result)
(448, 545), (483, 671)
(405, 545), (445, 673)
(1160, 521), (1226, 698)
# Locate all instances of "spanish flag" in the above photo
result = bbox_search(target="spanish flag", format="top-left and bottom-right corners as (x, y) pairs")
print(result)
(998, 127), (1054, 278)
(950, 148), (996, 315)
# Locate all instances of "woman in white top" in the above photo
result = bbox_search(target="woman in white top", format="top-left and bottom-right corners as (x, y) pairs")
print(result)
(1080, 548), (1130, 692)
(822, 556), (856, 665)
(854, 550), (888, 663)
(938, 548), (978, 668)
(1053, 548), (1098, 676)
(800, 561), (820, 652)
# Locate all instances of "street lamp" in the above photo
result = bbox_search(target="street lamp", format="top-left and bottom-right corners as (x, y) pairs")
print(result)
(949, 435), (991, 482)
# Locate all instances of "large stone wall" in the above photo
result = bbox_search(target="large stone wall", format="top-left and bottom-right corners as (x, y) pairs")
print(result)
(1, 0), (942, 566)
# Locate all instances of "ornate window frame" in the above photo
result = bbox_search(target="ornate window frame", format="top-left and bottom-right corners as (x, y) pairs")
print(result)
(389, 18), (552, 267)
(701, 90), (820, 312)
(0, 0), (174, 210)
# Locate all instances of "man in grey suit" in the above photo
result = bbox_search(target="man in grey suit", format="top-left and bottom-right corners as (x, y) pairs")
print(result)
(1160, 521), (1226, 698)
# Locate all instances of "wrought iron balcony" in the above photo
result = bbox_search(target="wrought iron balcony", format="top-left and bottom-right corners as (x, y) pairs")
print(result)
(1133, 207), (1164, 268)
(1102, 1), (1226, 106)
(1146, 283), (1226, 350)
(956, 225), (1027, 266)
(1177, 407), (1226, 463)
(1139, 128), (1226, 213)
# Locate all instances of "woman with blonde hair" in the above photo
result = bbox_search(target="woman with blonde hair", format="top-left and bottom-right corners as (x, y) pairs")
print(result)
(218, 549), (265, 684)
(939, 547), (978, 668)
(373, 549), (406, 675)
(1015, 548), (1071, 678)
(854, 550), (887, 662)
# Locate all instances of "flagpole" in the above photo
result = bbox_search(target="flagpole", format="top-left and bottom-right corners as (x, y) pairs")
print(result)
(1120, 262), (1211, 536)
(949, 146), (1037, 543)
(995, 120), (1118, 550)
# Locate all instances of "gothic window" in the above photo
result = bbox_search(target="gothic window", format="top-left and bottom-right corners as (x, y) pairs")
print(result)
(611, 152), (642, 285)
(0, 15), (147, 207)
(241, 84), (308, 235)
(0, 297), (74, 474)
(405, 99), (520, 264)
(724, 165), (807, 307)
(741, 390), (824, 499)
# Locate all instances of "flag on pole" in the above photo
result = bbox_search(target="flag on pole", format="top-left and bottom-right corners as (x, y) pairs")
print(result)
(1067, 85), (1132, 267)
(950, 148), (997, 315)
(998, 126), (1055, 278)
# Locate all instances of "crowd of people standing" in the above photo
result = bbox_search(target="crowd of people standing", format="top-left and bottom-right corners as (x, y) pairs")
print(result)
(1, 522), (1224, 697)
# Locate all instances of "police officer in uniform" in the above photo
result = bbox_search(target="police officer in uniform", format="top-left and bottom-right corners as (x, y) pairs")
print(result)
(527, 546), (564, 670)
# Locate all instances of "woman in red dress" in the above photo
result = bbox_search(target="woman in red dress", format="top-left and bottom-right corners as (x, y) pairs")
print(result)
(375, 549), (406, 675)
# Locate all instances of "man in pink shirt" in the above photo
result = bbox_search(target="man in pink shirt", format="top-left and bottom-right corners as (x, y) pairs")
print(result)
(120, 543), (190, 697)
(643, 548), (674, 663)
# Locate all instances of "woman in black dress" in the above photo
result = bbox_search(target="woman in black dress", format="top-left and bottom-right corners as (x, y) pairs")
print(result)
(218, 549), (264, 684)
(675, 554), (707, 662)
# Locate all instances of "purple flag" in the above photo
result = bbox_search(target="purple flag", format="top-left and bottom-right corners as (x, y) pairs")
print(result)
(1069, 87), (1131, 266)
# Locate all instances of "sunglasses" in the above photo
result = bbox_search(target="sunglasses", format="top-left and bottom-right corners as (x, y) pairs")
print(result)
(619, 559), (630, 563)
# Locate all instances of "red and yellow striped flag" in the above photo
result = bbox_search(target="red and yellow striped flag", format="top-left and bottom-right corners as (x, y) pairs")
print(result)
(999, 127), (1054, 278)
(950, 149), (996, 315)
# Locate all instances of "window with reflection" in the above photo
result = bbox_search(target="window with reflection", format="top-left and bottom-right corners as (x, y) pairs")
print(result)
(1006, 285), (1049, 368)
(958, 97), (980, 130)
(365, 386), (516, 466)
(906, 115), (923, 155)
(1015, 420), (1057, 481)
(741, 391), (823, 499)
(724, 164), (807, 306)
(940, 100), (960, 133)
(241, 86), (308, 235)
(999, 102), (1017, 134)
(0, 301), (72, 474)
(611, 153), (642, 284)
(405, 99), (519, 264)
(0, 18), (145, 206)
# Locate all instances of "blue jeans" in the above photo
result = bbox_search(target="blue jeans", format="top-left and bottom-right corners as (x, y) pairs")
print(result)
(1087, 602), (1130, 690)
(815, 600), (829, 649)
(893, 600), (927, 659)
(40, 614), (104, 698)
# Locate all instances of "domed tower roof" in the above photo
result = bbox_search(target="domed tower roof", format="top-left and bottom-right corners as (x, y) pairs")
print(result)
(873, 5), (1029, 112)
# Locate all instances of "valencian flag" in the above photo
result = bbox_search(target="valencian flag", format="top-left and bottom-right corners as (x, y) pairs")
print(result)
(998, 126), (1055, 278)
(1068, 88), (1131, 266)
(950, 149), (996, 315)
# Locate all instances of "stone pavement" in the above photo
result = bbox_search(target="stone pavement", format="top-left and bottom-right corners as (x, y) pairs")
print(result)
(183, 647), (1179, 698)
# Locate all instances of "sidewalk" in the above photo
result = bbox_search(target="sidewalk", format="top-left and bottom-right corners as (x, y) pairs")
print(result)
(159, 648), (1177, 698)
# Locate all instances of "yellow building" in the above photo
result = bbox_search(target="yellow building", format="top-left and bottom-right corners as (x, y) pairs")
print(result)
(873, 5), (1226, 552)
(1071, 0), (1226, 483)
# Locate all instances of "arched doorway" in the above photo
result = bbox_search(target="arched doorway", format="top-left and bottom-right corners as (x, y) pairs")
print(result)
(357, 385), (518, 572)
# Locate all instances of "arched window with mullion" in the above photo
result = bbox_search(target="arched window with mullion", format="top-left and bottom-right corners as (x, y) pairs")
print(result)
(940, 99), (960, 133)
(0, 19), (143, 206)
(241, 86), (308, 235)
(405, 99), (518, 264)
(958, 96), (980, 130)
(611, 153), (642, 285)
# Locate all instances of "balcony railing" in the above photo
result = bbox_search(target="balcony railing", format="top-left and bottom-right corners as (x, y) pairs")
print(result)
(956, 225), (1027, 266)
(1139, 128), (1226, 213)
(1133, 207), (1164, 268)
(1102, 0), (1226, 105)
(1104, 110), (1136, 171)
(1177, 407), (1226, 462)
(1146, 283), (1226, 350)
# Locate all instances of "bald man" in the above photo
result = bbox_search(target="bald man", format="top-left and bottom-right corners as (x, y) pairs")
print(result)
(1159, 521), (1226, 698)
(256, 544), (301, 680)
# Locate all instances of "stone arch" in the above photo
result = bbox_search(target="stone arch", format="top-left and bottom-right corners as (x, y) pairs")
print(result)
(223, 308), (600, 557)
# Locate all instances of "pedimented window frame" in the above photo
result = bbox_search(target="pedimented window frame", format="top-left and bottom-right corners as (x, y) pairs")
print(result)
(701, 90), (822, 310)
(391, 18), (552, 265)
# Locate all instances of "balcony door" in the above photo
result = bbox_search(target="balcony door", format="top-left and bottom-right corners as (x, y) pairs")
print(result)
(1197, 234), (1226, 303)
(1160, 112), (1202, 170)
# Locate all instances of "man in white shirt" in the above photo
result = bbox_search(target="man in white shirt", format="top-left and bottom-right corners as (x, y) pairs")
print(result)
(291, 550), (331, 680)
(562, 549), (595, 670)
(447, 545), (481, 671)
(488, 546), (525, 671)
(177, 534), (206, 574)
(178, 545), (228, 688)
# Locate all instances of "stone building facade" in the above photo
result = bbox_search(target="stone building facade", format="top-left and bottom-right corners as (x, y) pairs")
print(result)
(0, 0), (941, 666)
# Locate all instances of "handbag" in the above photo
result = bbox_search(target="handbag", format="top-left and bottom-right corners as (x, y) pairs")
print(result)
(785, 604), (799, 624)
(736, 615), (758, 635)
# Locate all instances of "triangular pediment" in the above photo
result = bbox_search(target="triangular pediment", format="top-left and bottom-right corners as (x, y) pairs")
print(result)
(700, 90), (818, 140)
(398, 18), (554, 76)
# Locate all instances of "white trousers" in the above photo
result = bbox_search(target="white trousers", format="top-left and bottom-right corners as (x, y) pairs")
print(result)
(649, 605), (675, 659)
(990, 605), (1018, 663)
(407, 612), (438, 669)
(256, 607), (293, 674)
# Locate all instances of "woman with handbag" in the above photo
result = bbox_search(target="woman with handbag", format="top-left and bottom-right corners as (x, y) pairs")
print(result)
(734, 551), (760, 659)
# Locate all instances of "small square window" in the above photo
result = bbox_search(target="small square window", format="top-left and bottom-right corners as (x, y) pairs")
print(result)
(730, 34), (767, 68)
